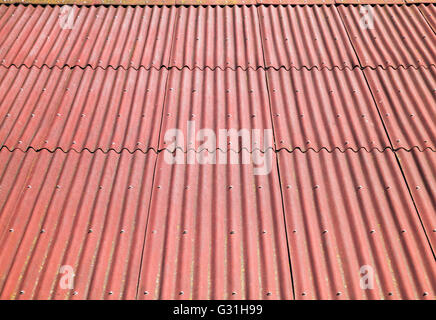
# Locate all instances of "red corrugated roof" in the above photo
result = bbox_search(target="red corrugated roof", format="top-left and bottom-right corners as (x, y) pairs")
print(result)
(0, 4), (435, 300)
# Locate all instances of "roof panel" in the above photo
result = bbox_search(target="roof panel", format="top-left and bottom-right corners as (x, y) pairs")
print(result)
(0, 66), (168, 152)
(258, 0), (335, 3)
(339, 5), (436, 68)
(169, 5), (264, 70)
(419, 4), (436, 30)
(277, 150), (436, 299)
(336, 0), (404, 3)
(0, 149), (157, 299)
(267, 68), (390, 151)
(0, 5), (176, 69)
(258, 5), (360, 69)
(364, 66), (435, 151)
(396, 149), (436, 249)
(138, 149), (293, 300)
(159, 68), (274, 152)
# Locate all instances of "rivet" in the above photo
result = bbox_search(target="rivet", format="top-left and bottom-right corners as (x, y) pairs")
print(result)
(388, 292), (393, 296)
(401, 229), (406, 233)
(183, 230), (187, 234)
(73, 291), (78, 296)
(230, 231), (235, 235)
(128, 185), (133, 189)
(336, 292), (341, 296)
(313, 185), (319, 189)
(302, 292), (307, 296)
(144, 291), (149, 295)
(232, 292), (237, 295)
(266, 292), (272, 296)
(423, 292), (428, 296)
(27, 185), (31, 189)
(41, 229), (46, 233)
(9, 228), (13, 232)
(179, 291), (184, 295)
(19, 290), (24, 295)
(416, 186), (420, 190)
(108, 291), (113, 295)
(322, 230), (328, 234)
(88, 229), (93, 233)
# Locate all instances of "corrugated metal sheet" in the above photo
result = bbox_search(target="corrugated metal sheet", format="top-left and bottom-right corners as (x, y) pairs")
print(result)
(258, 5), (360, 69)
(364, 66), (435, 151)
(0, 149), (157, 299)
(169, 5), (264, 70)
(339, 5), (436, 68)
(0, 4), (435, 301)
(396, 149), (436, 250)
(137, 149), (293, 300)
(159, 68), (273, 152)
(0, 66), (167, 152)
(267, 68), (390, 151)
(277, 150), (436, 299)
(336, 0), (405, 3)
(5, 1), (436, 4)
(259, 0), (335, 4)
(0, 5), (176, 68)
(419, 4), (436, 30)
